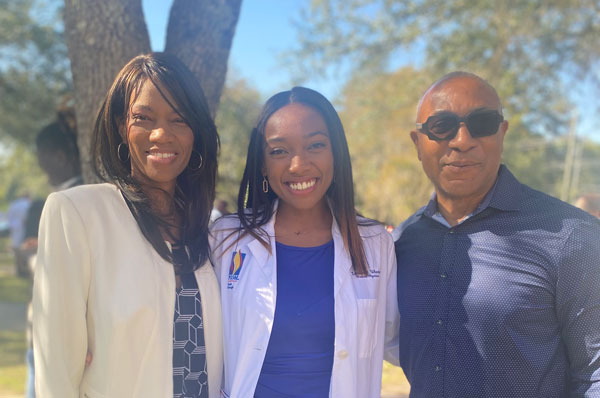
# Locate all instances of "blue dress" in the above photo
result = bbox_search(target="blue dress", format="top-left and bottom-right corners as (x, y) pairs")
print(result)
(254, 240), (335, 398)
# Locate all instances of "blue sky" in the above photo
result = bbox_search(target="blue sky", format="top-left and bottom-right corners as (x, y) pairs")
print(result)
(142, 0), (343, 100)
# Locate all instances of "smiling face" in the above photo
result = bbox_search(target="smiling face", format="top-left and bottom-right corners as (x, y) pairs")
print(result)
(263, 103), (334, 213)
(410, 75), (508, 208)
(124, 79), (194, 194)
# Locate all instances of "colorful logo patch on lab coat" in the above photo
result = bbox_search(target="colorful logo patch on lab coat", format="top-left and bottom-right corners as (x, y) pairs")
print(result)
(227, 250), (246, 289)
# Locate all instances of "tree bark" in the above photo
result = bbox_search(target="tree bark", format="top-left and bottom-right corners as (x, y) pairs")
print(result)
(165, 0), (242, 117)
(64, 0), (151, 182)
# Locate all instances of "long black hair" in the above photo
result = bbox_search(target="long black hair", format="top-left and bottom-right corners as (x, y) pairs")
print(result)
(91, 52), (219, 272)
(237, 86), (370, 276)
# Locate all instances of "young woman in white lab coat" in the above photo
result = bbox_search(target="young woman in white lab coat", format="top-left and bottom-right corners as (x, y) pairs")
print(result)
(211, 87), (399, 398)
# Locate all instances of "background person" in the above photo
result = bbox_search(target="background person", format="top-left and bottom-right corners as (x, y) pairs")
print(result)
(32, 52), (222, 398)
(22, 107), (82, 398)
(22, 106), (83, 266)
(209, 199), (229, 224)
(394, 71), (600, 397)
(211, 87), (399, 398)
(35, 106), (83, 190)
(6, 193), (31, 277)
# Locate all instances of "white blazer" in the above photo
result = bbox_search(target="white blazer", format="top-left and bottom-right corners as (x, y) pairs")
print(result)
(210, 205), (399, 398)
(32, 183), (223, 398)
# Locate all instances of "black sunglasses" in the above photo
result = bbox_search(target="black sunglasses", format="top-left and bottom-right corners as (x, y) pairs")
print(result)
(416, 109), (504, 141)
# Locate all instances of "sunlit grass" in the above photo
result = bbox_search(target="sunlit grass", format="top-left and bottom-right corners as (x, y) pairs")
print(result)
(0, 240), (29, 396)
(0, 273), (31, 303)
(0, 364), (26, 396)
(381, 361), (410, 397)
(0, 330), (26, 396)
(0, 241), (31, 304)
(0, 330), (26, 367)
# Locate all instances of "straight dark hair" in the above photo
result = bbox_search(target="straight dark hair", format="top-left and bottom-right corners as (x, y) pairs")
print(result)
(237, 86), (371, 276)
(91, 52), (219, 272)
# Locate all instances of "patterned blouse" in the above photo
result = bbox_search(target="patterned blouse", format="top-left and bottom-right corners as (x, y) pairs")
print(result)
(173, 270), (208, 398)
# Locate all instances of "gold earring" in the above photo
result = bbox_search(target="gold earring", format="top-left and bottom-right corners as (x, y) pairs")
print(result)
(117, 142), (130, 162)
(262, 176), (269, 193)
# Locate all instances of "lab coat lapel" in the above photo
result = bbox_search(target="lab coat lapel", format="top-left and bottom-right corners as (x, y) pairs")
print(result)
(247, 201), (278, 283)
(331, 215), (353, 298)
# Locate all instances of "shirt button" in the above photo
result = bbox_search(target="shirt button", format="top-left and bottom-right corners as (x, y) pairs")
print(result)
(440, 273), (447, 278)
(434, 365), (442, 372)
(449, 230), (455, 234)
(436, 319), (443, 325)
(338, 350), (349, 359)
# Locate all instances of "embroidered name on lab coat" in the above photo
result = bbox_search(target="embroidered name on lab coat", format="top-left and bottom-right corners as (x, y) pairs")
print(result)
(351, 268), (381, 278)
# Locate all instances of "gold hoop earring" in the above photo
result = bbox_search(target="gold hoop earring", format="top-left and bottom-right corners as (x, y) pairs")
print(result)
(117, 142), (130, 162)
(262, 176), (269, 193)
(188, 150), (203, 170)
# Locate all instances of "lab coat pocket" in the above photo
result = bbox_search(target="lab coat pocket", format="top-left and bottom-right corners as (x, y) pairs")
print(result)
(357, 298), (380, 358)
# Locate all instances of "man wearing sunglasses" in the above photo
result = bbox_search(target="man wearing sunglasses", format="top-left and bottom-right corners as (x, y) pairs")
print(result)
(394, 71), (600, 397)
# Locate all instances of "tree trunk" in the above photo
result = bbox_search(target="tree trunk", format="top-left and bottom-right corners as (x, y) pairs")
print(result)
(165, 0), (242, 118)
(64, 0), (151, 182)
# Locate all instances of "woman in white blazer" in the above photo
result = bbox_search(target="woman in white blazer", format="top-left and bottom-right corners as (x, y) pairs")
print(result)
(211, 87), (399, 398)
(32, 53), (223, 398)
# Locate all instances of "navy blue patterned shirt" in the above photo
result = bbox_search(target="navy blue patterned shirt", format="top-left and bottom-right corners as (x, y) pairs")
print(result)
(173, 271), (208, 398)
(394, 165), (600, 398)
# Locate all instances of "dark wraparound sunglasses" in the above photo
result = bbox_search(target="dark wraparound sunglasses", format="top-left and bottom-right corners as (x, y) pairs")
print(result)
(416, 109), (504, 141)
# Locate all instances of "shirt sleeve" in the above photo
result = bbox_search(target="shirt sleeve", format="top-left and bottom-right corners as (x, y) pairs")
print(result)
(555, 220), (600, 397)
(32, 192), (91, 398)
(383, 232), (400, 366)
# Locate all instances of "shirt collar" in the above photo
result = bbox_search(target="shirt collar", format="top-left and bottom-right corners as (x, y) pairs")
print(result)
(486, 165), (521, 212)
(423, 165), (521, 221)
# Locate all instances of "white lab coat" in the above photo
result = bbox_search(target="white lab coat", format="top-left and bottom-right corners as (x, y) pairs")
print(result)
(32, 184), (223, 398)
(210, 205), (399, 398)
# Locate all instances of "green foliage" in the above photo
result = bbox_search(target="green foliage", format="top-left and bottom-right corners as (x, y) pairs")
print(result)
(215, 77), (262, 209)
(577, 143), (600, 197)
(339, 67), (433, 223)
(288, 0), (600, 222)
(289, 0), (599, 138)
(0, 143), (50, 209)
(0, 0), (72, 145)
(292, 1), (599, 108)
